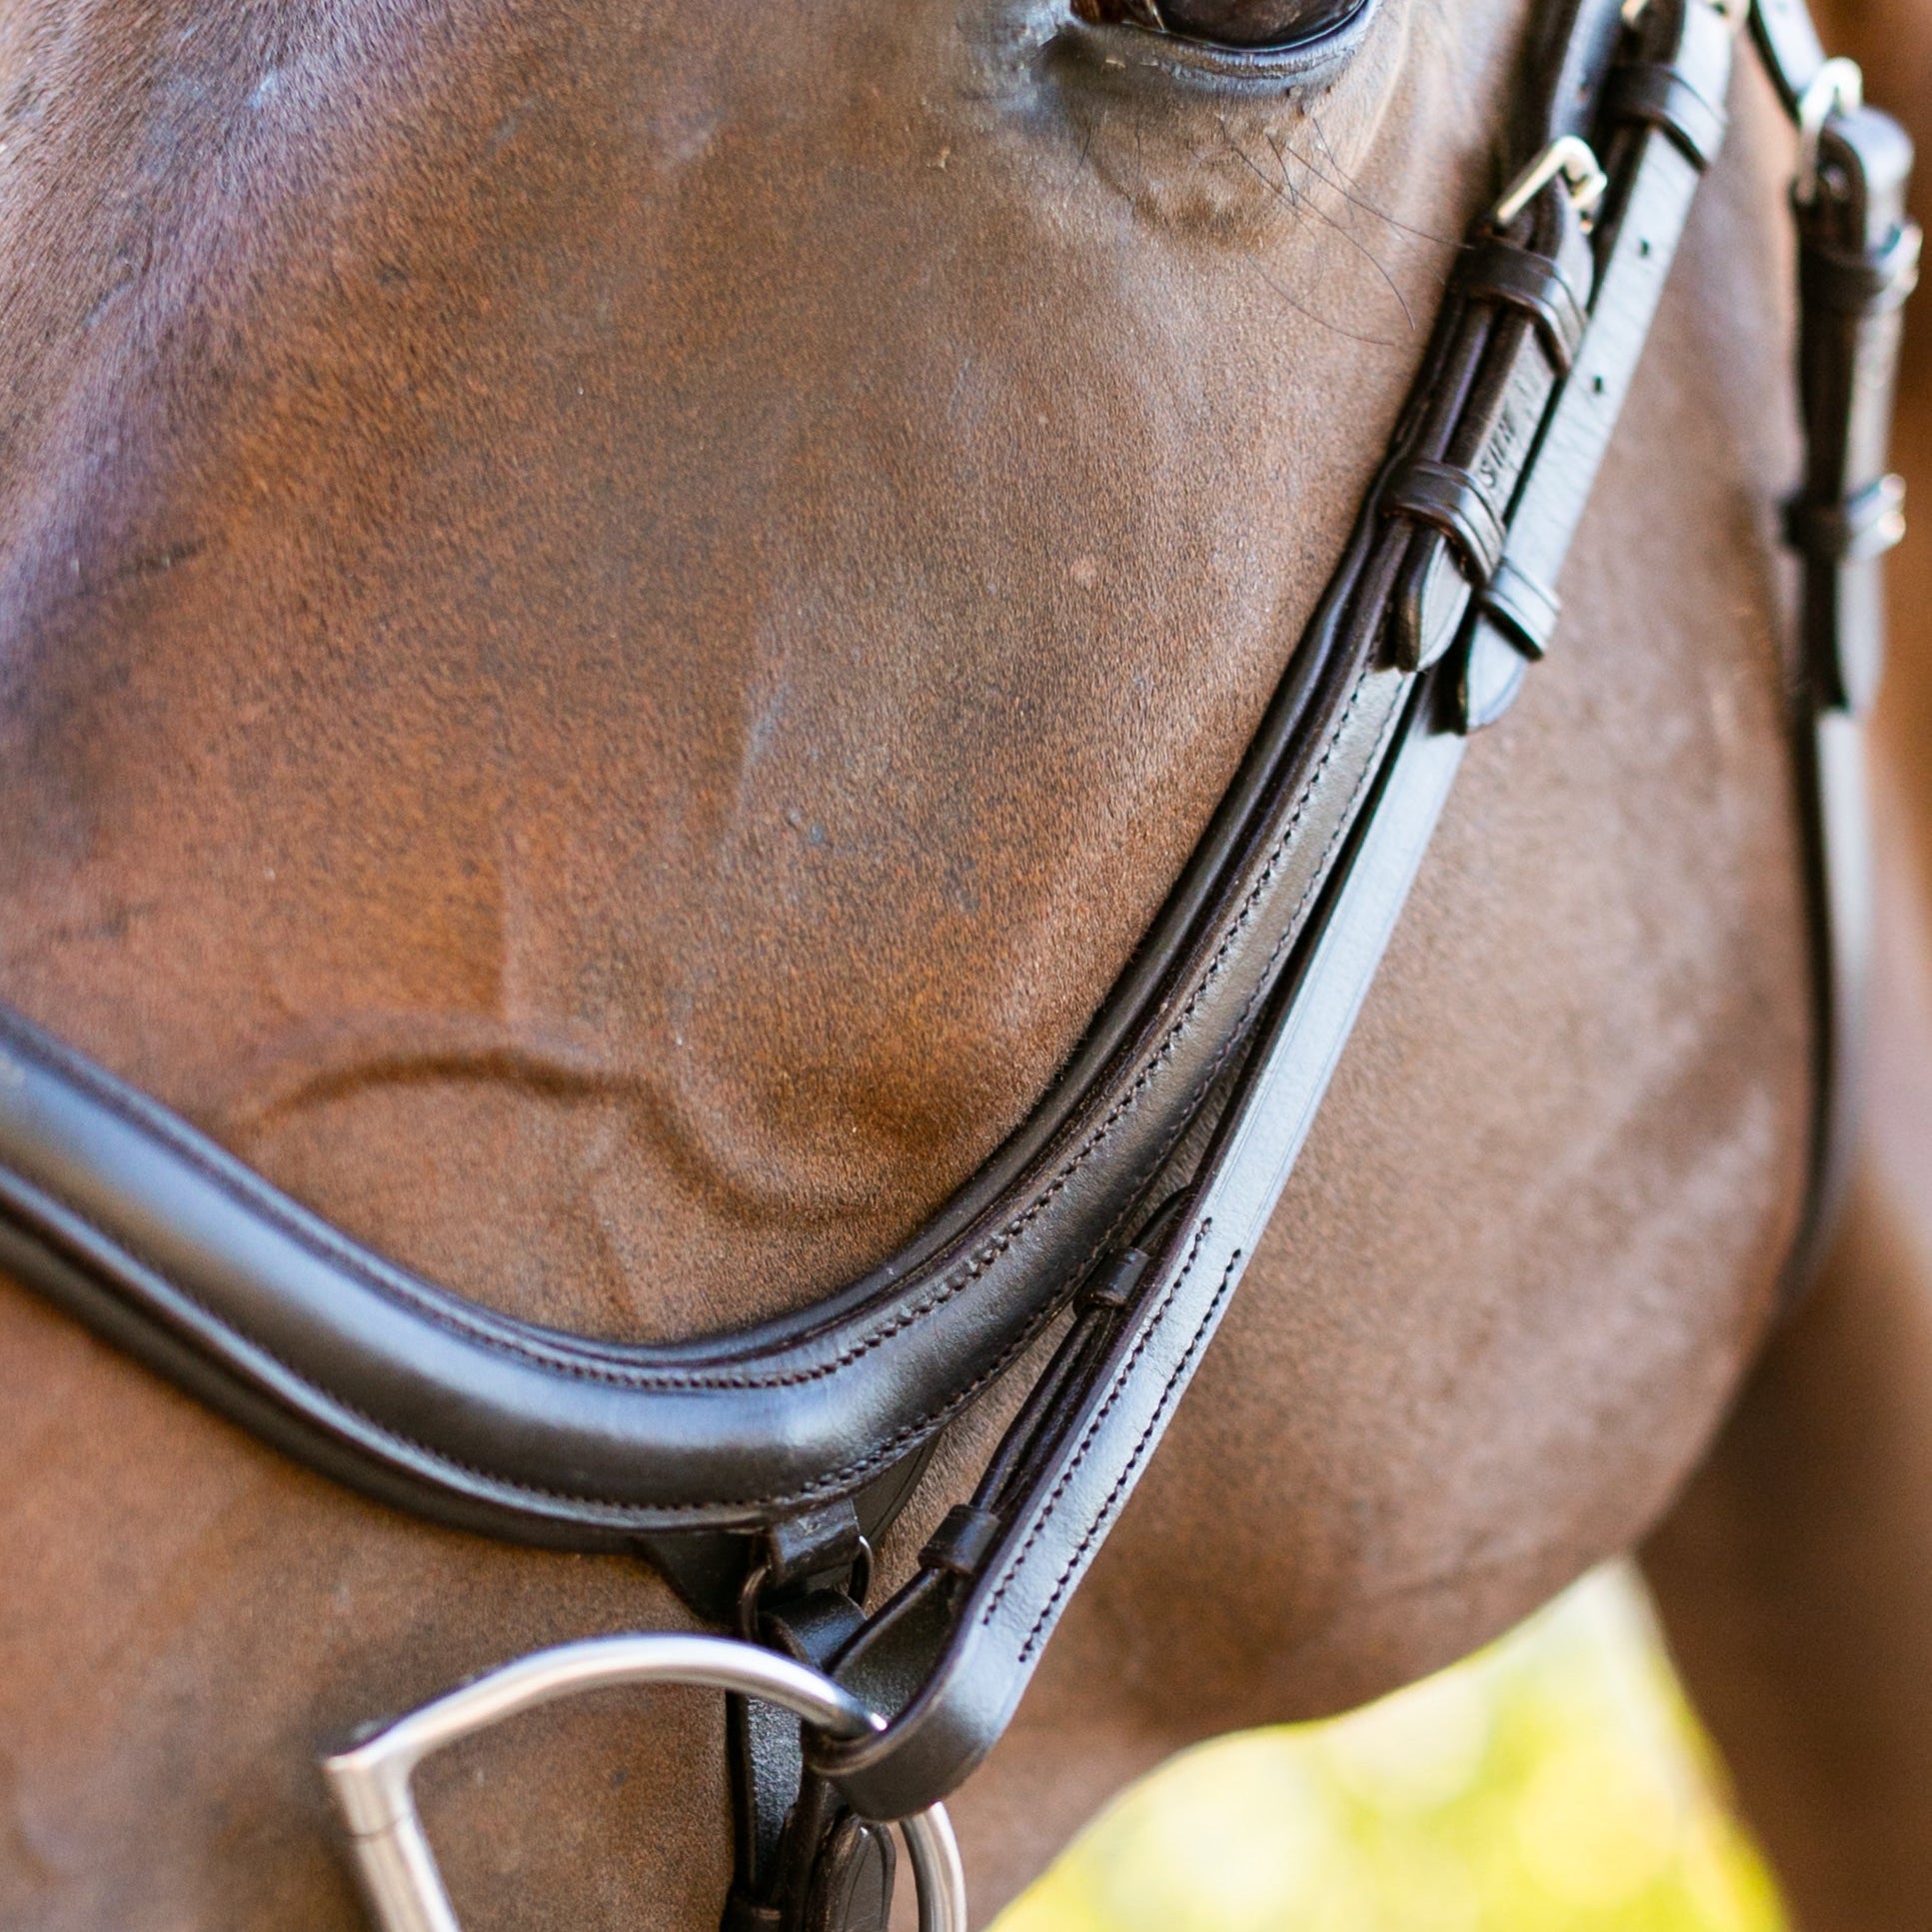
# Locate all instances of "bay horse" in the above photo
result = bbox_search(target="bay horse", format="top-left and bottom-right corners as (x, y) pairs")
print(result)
(0, 0), (1924, 1925)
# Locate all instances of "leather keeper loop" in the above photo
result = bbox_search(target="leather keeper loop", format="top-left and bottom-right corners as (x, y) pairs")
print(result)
(765, 1499), (866, 1590)
(1462, 237), (1587, 371)
(920, 1505), (1003, 1579)
(1782, 473), (1907, 562)
(1606, 61), (1727, 169)
(1383, 456), (1507, 580)
(1480, 556), (1562, 659)
(1799, 221), (1923, 314)
(1079, 1245), (1150, 1311)
(721, 1892), (786, 1932)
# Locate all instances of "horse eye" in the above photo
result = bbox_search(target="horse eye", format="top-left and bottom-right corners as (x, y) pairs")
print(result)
(1072, 0), (1364, 50)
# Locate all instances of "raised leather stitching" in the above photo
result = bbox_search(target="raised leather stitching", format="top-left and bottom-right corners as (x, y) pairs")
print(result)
(1012, 1254), (1239, 1660)
(971, 1217), (1243, 1662)
(981, 1220), (1213, 1621)
(973, 674), (1406, 1633)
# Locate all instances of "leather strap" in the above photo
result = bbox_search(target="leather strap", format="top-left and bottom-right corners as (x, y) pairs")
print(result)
(1462, 236), (1590, 369)
(1778, 97), (1920, 1292)
(0, 578), (1403, 1566)
(0, 339), (1429, 1583)
(1750, 0), (1829, 113)
(1784, 470), (1907, 563)
(800, 0), (1755, 1820)
(820, 684), (1471, 1815)
(1384, 455), (1510, 579)
(765, 0), (1919, 1874)
(1606, 56), (1729, 168)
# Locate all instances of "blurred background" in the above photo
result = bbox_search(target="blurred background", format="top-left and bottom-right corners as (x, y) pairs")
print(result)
(993, 1565), (1782, 1932)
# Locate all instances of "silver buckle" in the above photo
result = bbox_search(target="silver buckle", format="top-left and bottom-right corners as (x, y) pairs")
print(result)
(1493, 135), (1610, 229)
(321, 1632), (967, 1932)
(1796, 57), (1863, 204)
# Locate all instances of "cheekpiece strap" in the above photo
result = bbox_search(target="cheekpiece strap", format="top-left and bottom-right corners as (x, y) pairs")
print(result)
(771, 0), (1838, 1844)
(1774, 76), (1919, 1297)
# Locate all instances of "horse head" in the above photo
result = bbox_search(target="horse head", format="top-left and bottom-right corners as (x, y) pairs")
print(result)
(0, 0), (1905, 1923)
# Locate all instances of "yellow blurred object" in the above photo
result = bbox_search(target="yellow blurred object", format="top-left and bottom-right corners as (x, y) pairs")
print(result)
(994, 1565), (1783, 1932)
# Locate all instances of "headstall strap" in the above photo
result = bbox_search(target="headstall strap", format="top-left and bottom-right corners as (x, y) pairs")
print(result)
(0, 0), (1910, 1924)
(799, 0), (1756, 1843)
(1770, 30), (1920, 1287)
(757, 3), (1916, 1916)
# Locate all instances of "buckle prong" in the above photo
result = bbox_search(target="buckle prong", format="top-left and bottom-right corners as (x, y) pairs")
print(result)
(1494, 136), (1609, 229)
(1795, 57), (1863, 204)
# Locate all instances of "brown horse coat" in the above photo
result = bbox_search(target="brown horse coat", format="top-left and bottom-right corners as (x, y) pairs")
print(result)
(0, 0), (1912, 1922)
(1638, 6), (1932, 1928)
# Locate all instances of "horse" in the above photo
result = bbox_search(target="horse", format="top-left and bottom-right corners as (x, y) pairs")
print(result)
(0, 0), (1922, 1923)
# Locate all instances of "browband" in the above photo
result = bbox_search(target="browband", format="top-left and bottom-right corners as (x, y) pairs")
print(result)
(0, 0), (1914, 1909)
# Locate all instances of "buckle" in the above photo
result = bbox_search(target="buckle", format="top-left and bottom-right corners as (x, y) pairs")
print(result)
(1493, 135), (1609, 228)
(1795, 56), (1863, 203)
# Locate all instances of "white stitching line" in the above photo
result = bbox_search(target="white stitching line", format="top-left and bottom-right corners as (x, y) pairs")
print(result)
(982, 1221), (1213, 1622)
(978, 671), (1410, 1646)
(1011, 1248), (1241, 1662)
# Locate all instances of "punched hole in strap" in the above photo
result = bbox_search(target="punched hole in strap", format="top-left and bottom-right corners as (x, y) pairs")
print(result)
(1461, 237), (1587, 371)
(1782, 472), (1907, 562)
(1382, 457), (1508, 581)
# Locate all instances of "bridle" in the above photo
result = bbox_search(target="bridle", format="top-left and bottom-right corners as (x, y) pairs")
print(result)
(0, 0), (1914, 1924)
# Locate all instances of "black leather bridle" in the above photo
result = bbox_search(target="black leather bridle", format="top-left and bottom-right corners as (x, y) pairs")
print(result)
(0, 0), (1915, 1924)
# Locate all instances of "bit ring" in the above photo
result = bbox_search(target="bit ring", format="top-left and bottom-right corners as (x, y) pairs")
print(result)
(322, 1632), (966, 1932)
